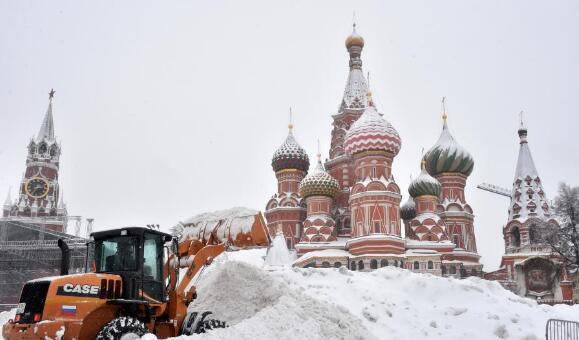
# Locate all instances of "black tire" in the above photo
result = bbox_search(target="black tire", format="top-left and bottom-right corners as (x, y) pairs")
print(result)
(96, 316), (148, 340)
(181, 311), (228, 335)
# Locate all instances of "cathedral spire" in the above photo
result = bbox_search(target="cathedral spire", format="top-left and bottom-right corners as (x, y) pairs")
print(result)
(340, 24), (368, 111)
(509, 115), (550, 221)
(37, 89), (56, 142)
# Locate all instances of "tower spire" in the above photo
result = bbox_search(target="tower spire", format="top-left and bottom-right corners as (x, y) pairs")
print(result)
(288, 107), (294, 132)
(441, 96), (449, 129)
(517, 110), (528, 143)
(4, 187), (12, 207)
(37, 89), (56, 141)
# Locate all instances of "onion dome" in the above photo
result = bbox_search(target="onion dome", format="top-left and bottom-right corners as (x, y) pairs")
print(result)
(409, 164), (442, 198)
(345, 23), (364, 49)
(272, 125), (310, 173)
(299, 156), (340, 199)
(400, 196), (417, 220)
(423, 114), (474, 177)
(344, 98), (401, 156)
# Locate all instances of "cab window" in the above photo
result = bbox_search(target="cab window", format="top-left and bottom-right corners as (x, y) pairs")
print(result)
(95, 236), (138, 272)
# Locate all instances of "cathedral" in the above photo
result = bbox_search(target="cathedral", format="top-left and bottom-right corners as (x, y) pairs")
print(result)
(265, 25), (482, 277)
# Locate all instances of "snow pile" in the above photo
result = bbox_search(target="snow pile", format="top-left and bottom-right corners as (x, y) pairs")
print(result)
(175, 249), (578, 340)
(182, 261), (374, 340)
(264, 232), (291, 267)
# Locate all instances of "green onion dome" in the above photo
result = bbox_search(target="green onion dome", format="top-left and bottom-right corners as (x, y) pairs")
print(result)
(299, 157), (340, 199)
(400, 196), (417, 220)
(408, 166), (442, 198)
(423, 118), (474, 177)
(272, 126), (310, 173)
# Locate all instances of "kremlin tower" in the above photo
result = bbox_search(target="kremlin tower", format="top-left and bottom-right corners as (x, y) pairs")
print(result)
(2, 90), (68, 232)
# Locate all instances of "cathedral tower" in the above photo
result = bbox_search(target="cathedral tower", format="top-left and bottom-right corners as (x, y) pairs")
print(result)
(297, 152), (340, 248)
(2, 90), (67, 232)
(343, 93), (404, 255)
(423, 106), (479, 258)
(325, 24), (370, 236)
(265, 119), (309, 249)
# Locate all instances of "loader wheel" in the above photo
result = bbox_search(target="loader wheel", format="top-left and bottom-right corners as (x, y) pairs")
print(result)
(181, 311), (228, 335)
(96, 316), (148, 340)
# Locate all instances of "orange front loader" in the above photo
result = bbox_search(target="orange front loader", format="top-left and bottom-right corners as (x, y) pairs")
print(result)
(3, 215), (270, 340)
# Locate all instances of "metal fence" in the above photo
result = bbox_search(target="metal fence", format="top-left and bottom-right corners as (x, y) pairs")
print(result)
(546, 319), (579, 340)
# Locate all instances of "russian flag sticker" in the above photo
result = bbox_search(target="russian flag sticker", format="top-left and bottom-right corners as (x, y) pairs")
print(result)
(61, 305), (77, 315)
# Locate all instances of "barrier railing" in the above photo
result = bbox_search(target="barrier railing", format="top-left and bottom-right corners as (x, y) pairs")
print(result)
(546, 319), (579, 340)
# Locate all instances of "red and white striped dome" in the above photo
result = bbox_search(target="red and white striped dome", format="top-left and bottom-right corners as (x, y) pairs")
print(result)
(344, 105), (401, 156)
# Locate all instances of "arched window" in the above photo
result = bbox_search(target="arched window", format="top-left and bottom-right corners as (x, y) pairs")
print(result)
(460, 268), (467, 278)
(23, 207), (31, 217)
(39, 143), (47, 154)
(511, 227), (521, 247)
(400, 261), (404, 268)
(413, 261), (420, 270)
(393, 260), (398, 267)
(370, 259), (378, 269)
(529, 224), (543, 244)
(351, 261), (357, 271)
(380, 259), (388, 267)
(427, 261), (433, 270)
(286, 239), (292, 249)
(471, 268), (477, 276)
(441, 265), (447, 275)
(50, 145), (58, 157)
(449, 265), (457, 274)
(321, 261), (330, 268)
(373, 221), (380, 233)
(358, 260), (364, 270)
(334, 262), (342, 268)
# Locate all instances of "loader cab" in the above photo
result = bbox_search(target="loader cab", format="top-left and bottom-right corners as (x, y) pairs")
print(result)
(91, 227), (173, 304)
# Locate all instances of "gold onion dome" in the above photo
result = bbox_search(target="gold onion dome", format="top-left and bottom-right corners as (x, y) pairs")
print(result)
(299, 157), (340, 199)
(408, 164), (442, 198)
(272, 126), (310, 173)
(423, 115), (474, 177)
(400, 196), (417, 220)
(345, 24), (364, 48)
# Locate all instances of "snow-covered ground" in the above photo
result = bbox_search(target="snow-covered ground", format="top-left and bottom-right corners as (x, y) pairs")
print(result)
(2, 249), (578, 339)
(161, 248), (579, 340)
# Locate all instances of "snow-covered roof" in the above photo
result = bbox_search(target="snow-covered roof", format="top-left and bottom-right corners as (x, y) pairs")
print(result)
(341, 68), (368, 111)
(299, 158), (340, 199)
(408, 166), (441, 198)
(344, 104), (401, 156)
(423, 117), (474, 177)
(294, 249), (351, 264)
(271, 128), (310, 173)
(507, 124), (552, 223)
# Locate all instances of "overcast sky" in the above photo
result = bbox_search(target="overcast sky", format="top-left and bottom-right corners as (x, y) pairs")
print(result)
(1, 0), (578, 270)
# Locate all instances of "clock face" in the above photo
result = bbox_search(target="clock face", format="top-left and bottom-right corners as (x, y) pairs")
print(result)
(25, 178), (49, 198)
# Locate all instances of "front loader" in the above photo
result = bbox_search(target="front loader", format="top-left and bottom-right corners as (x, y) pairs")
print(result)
(3, 217), (270, 339)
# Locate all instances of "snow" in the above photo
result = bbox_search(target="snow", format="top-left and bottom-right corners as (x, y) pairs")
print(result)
(264, 232), (292, 267)
(2, 249), (577, 340)
(180, 207), (257, 243)
(0, 309), (15, 340)
(144, 249), (579, 339)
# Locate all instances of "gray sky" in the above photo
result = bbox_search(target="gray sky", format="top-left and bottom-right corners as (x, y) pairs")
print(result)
(1, 0), (578, 270)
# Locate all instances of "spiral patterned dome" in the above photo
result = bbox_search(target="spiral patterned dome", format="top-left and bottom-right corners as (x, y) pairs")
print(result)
(272, 129), (310, 173)
(409, 167), (442, 198)
(299, 159), (340, 199)
(344, 104), (401, 156)
(345, 24), (364, 48)
(400, 196), (417, 220)
(423, 119), (474, 177)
